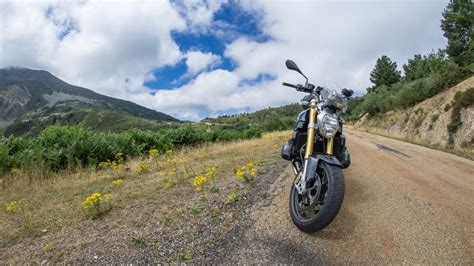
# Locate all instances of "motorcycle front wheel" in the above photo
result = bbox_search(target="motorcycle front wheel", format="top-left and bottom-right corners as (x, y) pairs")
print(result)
(289, 161), (345, 233)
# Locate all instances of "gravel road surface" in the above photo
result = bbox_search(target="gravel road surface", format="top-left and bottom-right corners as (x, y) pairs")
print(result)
(202, 128), (474, 264)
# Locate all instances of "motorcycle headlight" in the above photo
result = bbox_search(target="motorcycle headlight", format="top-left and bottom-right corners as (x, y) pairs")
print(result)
(317, 111), (339, 138)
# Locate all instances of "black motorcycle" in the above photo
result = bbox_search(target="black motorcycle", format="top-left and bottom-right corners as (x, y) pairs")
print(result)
(281, 59), (353, 232)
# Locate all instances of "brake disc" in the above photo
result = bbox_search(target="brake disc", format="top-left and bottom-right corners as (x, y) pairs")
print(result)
(297, 173), (322, 212)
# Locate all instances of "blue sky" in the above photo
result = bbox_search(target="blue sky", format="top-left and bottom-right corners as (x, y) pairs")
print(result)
(0, 0), (449, 120)
(146, 1), (270, 91)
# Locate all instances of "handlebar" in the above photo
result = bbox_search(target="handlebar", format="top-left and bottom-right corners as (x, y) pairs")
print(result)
(282, 81), (314, 93)
(282, 82), (298, 89)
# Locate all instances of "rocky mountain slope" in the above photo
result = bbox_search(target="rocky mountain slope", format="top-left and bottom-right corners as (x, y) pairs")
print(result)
(354, 76), (474, 158)
(0, 67), (178, 136)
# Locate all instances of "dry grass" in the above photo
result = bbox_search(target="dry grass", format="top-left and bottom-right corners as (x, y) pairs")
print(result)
(0, 131), (291, 252)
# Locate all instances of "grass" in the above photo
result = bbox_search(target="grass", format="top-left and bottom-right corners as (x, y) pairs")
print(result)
(0, 130), (291, 260)
(131, 237), (147, 248)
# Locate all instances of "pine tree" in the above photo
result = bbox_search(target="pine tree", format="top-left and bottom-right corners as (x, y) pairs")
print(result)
(369, 55), (401, 88)
(441, 0), (474, 67)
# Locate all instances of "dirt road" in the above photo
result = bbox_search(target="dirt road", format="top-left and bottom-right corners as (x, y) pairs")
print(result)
(202, 128), (474, 264)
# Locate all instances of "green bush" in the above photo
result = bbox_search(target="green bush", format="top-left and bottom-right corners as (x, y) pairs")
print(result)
(0, 124), (264, 175)
(347, 60), (470, 119)
(447, 88), (474, 144)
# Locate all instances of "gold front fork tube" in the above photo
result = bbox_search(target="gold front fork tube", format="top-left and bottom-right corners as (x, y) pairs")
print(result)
(326, 137), (334, 155)
(304, 99), (317, 159)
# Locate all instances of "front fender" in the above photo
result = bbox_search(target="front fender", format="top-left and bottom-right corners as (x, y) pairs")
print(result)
(304, 155), (342, 181)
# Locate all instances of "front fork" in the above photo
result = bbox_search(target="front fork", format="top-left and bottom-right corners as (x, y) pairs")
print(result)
(304, 99), (334, 159)
(296, 99), (334, 194)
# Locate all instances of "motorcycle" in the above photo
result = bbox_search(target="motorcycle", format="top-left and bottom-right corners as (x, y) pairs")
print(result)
(281, 59), (353, 232)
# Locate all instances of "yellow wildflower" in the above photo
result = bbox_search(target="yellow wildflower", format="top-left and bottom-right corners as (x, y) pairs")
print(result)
(236, 167), (246, 179)
(250, 168), (257, 177)
(98, 161), (112, 169)
(166, 149), (173, 157)
(6, 199), (27, 213)
(81, 192), (102, 209)
(206, 166), (217, 178)
(149, 149), (159, 157)
(112, 179), (124, 185)
(235, 162), (257, 182)
(193, 175), (208, 191)
(135, 162), (148, 173)
(169, 168), (177, 176)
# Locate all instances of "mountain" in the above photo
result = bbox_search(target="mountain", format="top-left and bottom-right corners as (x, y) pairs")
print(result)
(0, 67), (179, 136)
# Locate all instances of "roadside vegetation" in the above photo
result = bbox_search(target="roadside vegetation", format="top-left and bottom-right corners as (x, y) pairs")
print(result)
(345, 0), (473, 140)
(0, 124), (262, 176)
(202, 103), (301, 132)
(0, 130), (290, 263)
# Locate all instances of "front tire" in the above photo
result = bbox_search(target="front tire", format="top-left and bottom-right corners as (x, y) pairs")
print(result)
(289, 161), (345, 233)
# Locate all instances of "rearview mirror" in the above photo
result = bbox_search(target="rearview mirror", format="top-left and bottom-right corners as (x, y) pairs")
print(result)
(285, 59), (308, 85)
(285, 60), (302, 74)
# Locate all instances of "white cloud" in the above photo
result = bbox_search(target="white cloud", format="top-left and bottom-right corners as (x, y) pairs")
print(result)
(1, 0), (186, 98)
(185, 50), (221, 76)
(1, 0), (450, 121)
(144, 0), (449, 120)
(232, 0), (448, 93)
(173, 0), (228, 33)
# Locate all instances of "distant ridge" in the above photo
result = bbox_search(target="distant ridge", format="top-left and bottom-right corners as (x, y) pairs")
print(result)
(0, 67), (179, 136)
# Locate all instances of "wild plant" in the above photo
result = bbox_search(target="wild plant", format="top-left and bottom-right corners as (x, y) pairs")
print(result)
(81, 192), (112, 218)
(205, 166), (218, 192)
(236, 162), (257, 182)
(6, 199), (27, 214)
(193, 175), (208, 200)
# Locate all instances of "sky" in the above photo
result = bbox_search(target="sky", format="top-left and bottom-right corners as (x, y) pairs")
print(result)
(0, 0), (449, 121)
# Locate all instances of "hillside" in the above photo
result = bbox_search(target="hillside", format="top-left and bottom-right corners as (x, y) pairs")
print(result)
(354, 76), (474, 158)
(201, 104), (302, 131)
(0, 67), (178, 136)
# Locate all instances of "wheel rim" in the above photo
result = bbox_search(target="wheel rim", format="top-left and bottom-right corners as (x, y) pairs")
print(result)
(292, 166), (329, 222)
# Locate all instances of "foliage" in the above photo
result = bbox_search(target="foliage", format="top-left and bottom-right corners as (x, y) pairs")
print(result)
(112, 179), (124, 186)
(131, 237), (147, 248)
(235, 162), (257, 182)
(447, 87), (474, 144)
(0, 123), (263, 175)
(369, 55), (401, 88)
(135, 162), (149, 173)
(201, 104), (301, 132)
(206, 166), (218, 192)
(345, 60), (469, 121)
(226, 193), (245, 204)
(178, 250), (193, 261)
(148, 149), (159, 158)
(193, 175), (208, 192)
(441, 0), (474, 67)
(188, 203), (204, 215)
(81, 192), (112, 218)
(403, 50), (450, 81)
(6, 199), (27, 214)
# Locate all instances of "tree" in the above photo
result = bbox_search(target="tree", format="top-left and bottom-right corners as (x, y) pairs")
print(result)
(441, 0), (474, 67)
(369, 55), (401, 88)
(403, 50), (448, 81)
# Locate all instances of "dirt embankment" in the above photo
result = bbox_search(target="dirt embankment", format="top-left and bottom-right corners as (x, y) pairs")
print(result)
(354, 76), (474, 159)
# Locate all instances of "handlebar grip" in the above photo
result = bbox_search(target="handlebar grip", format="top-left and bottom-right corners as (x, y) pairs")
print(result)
(282, 82), (298, 89)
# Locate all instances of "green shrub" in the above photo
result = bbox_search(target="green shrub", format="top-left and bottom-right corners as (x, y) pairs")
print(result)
(0, 123), (265, 175)
(447, 88), (474, 144)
